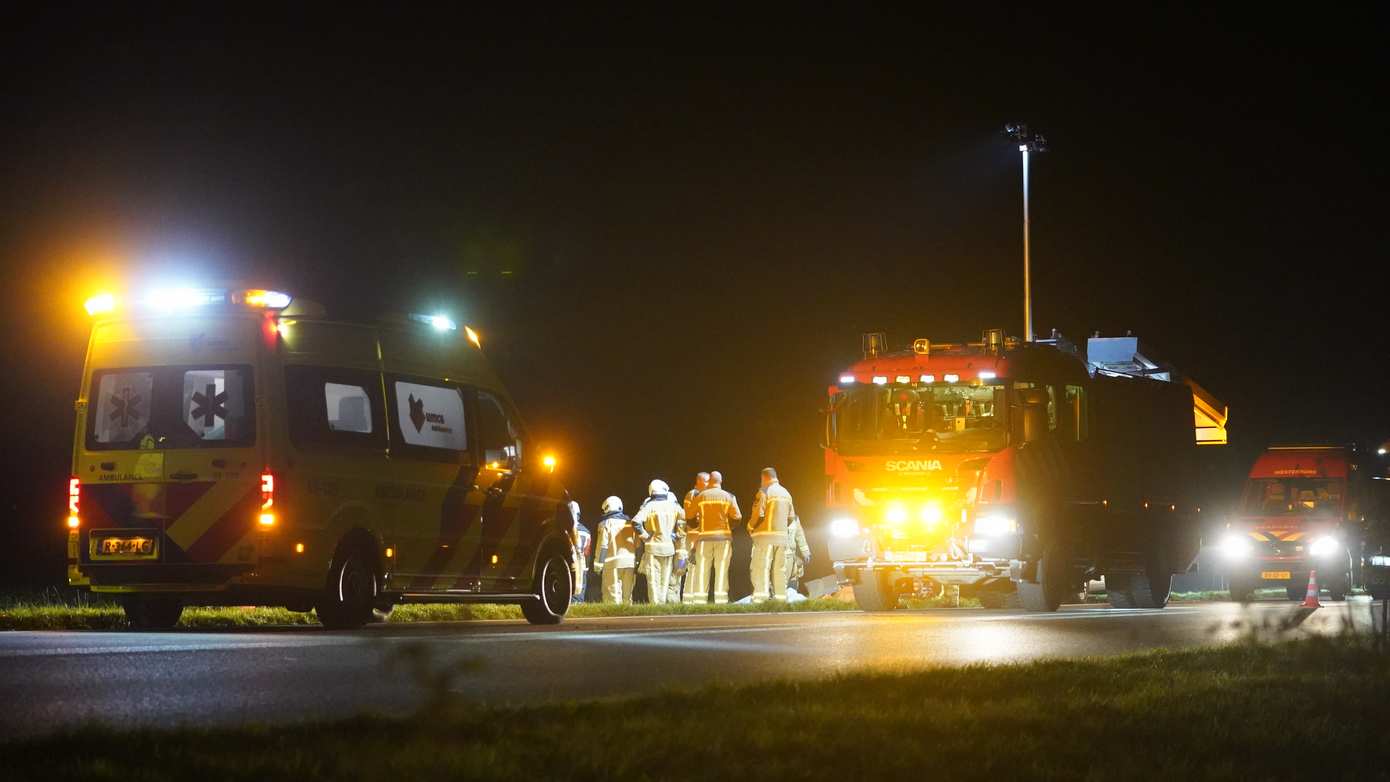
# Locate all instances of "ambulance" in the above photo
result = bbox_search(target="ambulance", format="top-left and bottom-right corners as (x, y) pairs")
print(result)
(67, 286), (577, 629)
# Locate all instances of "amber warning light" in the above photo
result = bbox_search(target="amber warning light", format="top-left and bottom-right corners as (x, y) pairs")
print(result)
(258, 471), (276, 527)
(66, 478), (80, 529)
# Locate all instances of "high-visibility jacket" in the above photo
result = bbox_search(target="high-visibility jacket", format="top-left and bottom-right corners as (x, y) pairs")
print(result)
(786, 514), (811, 580)
(748, 480), (794, 543)
(595, 512), (638, 569)
(690, 486), (742, 539)
(631, 493), (686, 558)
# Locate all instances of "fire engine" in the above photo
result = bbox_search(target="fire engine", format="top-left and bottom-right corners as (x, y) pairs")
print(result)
(1217, 444), (1390, 601)
(825, 329), (1228, 611)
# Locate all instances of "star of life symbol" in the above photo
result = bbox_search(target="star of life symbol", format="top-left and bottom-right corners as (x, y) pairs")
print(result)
(191, 383), (228, 427)
(408, 394), (426, 433)
(108, 386), (143, 428)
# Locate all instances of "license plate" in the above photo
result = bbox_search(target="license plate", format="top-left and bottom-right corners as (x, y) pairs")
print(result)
(1260, 570), (1292, 580)
(884, 551), (928, 563)
(93, 536), (157, 559)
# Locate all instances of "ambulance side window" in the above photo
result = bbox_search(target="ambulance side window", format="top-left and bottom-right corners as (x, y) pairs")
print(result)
(387, 376), (470, 464)
(285, 366), (386, 450)
(476, 390), (523, 469)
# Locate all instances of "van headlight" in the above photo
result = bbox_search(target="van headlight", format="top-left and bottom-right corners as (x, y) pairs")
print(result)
(973, 513), (1017, 537)
(1309, 535), (1340, 558)
(1217, 532), (1251, 559)
(830, 517), (861, 539)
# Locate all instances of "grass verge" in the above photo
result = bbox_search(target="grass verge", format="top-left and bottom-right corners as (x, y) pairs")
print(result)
(0, 592), (856, 631)
(6, 637), (1389, 780)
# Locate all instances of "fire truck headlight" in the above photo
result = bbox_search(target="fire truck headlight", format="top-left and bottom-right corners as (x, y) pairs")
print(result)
(884, 503), (908, 526)
(1309, 535), (1340, 558)
(919, 502), (943, 527)
(1217, 532), (1251, 559)
(830, 517), (861, 539)
(973, 513), (1017, 537)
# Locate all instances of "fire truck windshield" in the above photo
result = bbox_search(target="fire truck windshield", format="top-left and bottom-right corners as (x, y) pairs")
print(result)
(1241, 478), (1345, 517)
(830, 384), (1007, 454)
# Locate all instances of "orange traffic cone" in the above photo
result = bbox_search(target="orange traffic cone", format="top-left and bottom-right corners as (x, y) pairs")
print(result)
(1302, 570), (1322, 609)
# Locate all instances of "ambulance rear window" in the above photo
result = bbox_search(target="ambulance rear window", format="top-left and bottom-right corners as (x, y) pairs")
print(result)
(87, 365), (255, 450)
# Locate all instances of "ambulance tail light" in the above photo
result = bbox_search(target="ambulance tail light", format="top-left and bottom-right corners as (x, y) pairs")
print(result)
(258, 471), (276, 527)
(66, 477), (80, 529)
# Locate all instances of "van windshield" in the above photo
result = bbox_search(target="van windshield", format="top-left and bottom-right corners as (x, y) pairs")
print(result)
(1242, 478), (1345, 517)
(87, 365), (255, 450)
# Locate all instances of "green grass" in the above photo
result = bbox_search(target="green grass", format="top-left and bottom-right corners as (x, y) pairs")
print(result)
(0, 592), (855, 631)
(5, 637), (1389, 780)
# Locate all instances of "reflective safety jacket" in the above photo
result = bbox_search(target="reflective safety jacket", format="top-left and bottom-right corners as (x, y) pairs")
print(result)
(691, 486), (742, 540)
(631, 493), (686, 558)
(595, 511), (638, 569)
(785, 514), (811, 578)
(748, 480), (794, 543)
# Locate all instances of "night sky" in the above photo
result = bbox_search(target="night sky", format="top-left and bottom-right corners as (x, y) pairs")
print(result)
(2, 8), (1386, 586)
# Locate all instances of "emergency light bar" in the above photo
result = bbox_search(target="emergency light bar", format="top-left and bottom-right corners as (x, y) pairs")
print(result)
(84, 287), (294, 316)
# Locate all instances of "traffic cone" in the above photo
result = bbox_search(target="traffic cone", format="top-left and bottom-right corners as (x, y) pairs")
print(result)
(1301, 570), (1322, 609)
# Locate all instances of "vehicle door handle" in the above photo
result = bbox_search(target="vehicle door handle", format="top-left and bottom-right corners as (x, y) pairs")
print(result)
(169, 471), (199, 481)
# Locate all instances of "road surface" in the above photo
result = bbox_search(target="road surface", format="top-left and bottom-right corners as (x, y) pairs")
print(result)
(2, 599), (1384, 737)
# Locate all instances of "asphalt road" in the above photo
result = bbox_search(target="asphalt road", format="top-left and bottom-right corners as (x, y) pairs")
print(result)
(2, 599), (1386, 738)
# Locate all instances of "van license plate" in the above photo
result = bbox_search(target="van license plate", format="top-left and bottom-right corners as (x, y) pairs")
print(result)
(1260, 570), (1292, 580)
(95, 536), (157, 558)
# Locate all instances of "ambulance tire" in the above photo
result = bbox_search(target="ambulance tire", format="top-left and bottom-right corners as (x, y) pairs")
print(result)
(522, 545), (572, 625)
(852, 570), (898, 612)
(121, 595), (184, 630)
(318, 544), (378, 630)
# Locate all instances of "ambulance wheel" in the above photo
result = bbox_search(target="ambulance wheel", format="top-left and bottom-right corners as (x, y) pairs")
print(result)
(852, 570), (898, 611)
(522, 547), (572, 625)
(121, 595), (184, 630)
(317, 545), (378, 630)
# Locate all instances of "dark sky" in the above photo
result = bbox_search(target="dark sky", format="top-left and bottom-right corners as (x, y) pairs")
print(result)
(2, 8), (1386, 585)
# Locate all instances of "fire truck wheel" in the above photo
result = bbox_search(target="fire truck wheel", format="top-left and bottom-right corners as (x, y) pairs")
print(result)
(521, 546), (572, 625)
(1107, 552), (1171, 609)
(1017, 544), (1070, 612)
(852, 570), (898, 612)
(318, 545), (378, 630)
(978, 588), (1021, 610)
(120, 595), (184, 630)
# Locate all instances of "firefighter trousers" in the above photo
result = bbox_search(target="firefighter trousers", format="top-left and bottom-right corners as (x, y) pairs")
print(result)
(750, 536), (789, 601)
(601, 566), (635, 604)
(685, 538), (733, 604)
(644, 554), (675, 604)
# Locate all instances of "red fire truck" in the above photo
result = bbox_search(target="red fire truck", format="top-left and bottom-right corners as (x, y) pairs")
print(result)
(1217, 445), (1386, 602)
(825, 329), (1228, 611)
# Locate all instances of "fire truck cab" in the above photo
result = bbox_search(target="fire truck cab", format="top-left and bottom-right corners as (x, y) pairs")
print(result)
(826, 329), (1226, 612)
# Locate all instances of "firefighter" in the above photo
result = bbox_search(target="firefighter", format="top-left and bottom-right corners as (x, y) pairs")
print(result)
(632, 479), (686, 604)
(672, 472), (711, 603)
(593, 496), (637, 604)
(785, 512), (811, 596)
(569, 501), (592, 602)
(686, 470), (741, 604)
(748, 467), (795, 601)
